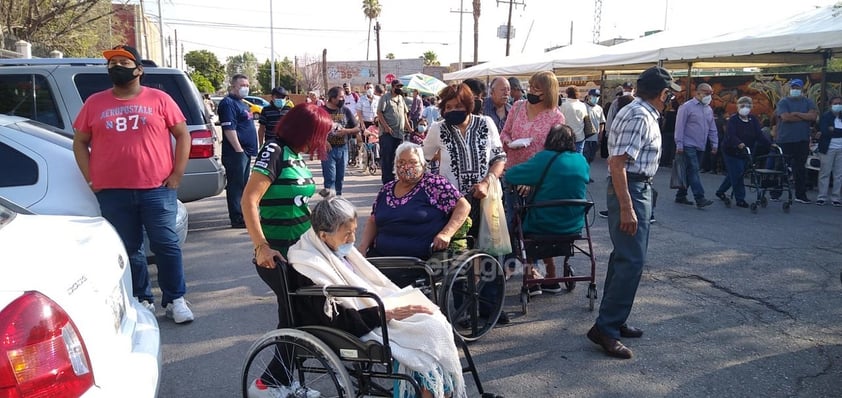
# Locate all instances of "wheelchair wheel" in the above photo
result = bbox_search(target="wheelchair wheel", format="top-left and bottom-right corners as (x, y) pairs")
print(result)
(519, 289), (529, 315)
(438, 251), (505, 341)
(587, 283), (598, 311)
(242, 328), (353, 398)
(563, 265), (576, 292)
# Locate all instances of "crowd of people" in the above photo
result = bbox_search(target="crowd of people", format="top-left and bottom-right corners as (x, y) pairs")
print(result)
(79, 42), (842, 397)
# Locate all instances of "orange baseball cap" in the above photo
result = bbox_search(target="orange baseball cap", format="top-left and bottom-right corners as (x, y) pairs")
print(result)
(102, 45), (140, 62)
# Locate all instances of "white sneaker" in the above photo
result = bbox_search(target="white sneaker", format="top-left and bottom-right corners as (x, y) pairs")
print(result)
(248, 379), (321, 398)
(165, 297), (194, 324)
(139, 299), (155, 313)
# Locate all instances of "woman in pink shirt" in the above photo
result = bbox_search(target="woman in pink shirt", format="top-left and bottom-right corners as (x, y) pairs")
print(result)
(500, 71), (565, 168)
(500, 71), (565, 295)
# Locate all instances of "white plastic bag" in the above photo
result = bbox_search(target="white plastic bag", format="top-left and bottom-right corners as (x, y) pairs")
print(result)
(477, 174), (512, 256)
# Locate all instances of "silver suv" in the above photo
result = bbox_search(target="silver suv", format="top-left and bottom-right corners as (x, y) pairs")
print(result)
(0, 58), (225, 202)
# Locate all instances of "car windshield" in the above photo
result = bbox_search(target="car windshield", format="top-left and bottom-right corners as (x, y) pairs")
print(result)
(74, 73), (206, 126)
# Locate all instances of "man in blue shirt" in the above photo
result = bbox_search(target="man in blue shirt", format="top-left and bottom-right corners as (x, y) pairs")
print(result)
(674, 83), (717, 208)
(218, 74), (258, 228)
(775, 78), (817, 204)
(482, 76), (511, 132)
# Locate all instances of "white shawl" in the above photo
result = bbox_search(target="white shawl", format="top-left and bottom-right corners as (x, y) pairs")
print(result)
(288, 229), (466, 398)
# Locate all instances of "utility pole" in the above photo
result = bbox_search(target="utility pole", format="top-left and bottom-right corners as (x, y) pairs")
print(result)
(294, 56), (299, 93)
(167, 36), (172, 67)
(497, 0), (526, 57)
(374, 21), (382, 83)
(157, 0), (165, 67)
(450, 0), (471, 70)
(593, 0), (602, 44)
(269, 0), (275, 89)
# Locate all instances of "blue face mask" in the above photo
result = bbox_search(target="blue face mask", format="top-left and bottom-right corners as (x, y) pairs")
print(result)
(273, 99), (285, 108)
(417, 124), (427, 133)
(334, 243), (354, 258)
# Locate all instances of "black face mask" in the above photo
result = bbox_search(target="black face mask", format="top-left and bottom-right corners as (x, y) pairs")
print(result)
(472, 98), (483, 115)
(394, 88), (404, 96)
(335, 99), (345, 108)
(444, 110), (468, 125)
(108, 65), (138, 86)
(526, 93), (542, 105)
(662, 91), (676, 111)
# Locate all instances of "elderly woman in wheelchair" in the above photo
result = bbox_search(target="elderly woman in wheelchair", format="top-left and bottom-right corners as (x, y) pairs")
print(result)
(505, 124), (590, 308)
(286, 197), (467, 398)
(358, 142), (471, 259)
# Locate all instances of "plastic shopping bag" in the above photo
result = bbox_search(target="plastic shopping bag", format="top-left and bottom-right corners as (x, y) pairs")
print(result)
(670, 152), (687, 190)
(477, 175), (512, 256)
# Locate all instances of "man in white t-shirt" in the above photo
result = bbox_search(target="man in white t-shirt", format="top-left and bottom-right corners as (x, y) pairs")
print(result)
(559, 86), (590, 153)
(356, 82), (379, 129)
(584, 88), (605, 164)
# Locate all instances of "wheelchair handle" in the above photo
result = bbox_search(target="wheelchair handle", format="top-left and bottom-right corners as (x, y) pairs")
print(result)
(291, 285), (392, 347)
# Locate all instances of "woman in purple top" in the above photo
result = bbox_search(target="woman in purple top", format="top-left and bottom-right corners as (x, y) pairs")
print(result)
(358, 142), (471, 259)
(714, 96), (772, 207)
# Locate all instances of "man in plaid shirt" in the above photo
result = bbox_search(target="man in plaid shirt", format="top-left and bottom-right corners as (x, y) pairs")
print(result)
(587, 66), (680, 359)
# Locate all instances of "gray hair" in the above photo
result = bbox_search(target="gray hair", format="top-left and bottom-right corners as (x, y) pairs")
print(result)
(393, 142), (427, 176)
(311, 197), (357, 234)
(697, 83), (712, 92)
(737, 96), (753, 105)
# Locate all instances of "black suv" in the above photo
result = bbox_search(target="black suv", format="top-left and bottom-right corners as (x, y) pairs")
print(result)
(0, 58), (225, 202)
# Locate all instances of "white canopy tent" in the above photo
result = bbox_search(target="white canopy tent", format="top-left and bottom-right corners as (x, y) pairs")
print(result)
(444, 3), (842, 80)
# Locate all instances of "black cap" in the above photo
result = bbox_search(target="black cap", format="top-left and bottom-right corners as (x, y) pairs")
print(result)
(342, 82), (349, 88)
(637, 66), (681, 92)
(508, 77), (523, 92)
(271, 87), (288, 97)
(103, 44), (141, 63)
(621, 82), (634, 89)
(391, 79), (404, 87)
(588, 88), (601, 97)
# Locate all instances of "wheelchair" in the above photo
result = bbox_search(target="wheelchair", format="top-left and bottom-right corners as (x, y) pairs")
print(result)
(241, 260), (501, 398)
(367, 248), (506, 342)
(512, 199), (599, 314)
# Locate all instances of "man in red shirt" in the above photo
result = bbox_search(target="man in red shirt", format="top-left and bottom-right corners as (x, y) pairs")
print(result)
(72, 45), (194, 323)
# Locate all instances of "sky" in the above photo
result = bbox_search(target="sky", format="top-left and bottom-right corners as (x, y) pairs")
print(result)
(147, 0), (839, 67)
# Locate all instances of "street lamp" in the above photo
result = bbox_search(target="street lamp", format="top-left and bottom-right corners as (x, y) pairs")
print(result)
(375, 21), (382, 84)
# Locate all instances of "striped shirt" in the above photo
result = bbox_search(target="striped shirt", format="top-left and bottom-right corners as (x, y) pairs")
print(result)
(252, 142), (316, 256)
(607, 97), (662, 177)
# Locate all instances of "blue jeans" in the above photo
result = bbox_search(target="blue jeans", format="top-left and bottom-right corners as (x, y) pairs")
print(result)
(321, 145), (348, 195)
(380, 134), (402, 184)
(596, 178), (652, 339)
(96, 187), (186, 306)
(717, 154), (749, 202)
(575, 140), (585, 154)
(676, 146), (706, 201)
(222, 149), (250, 224)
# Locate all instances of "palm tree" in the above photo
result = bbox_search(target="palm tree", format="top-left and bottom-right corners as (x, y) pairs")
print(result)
(385, 53), (395, 60)
(362, 0), (382, 61)
(422, 51), (440, 66)
(472, 0), (481, 64)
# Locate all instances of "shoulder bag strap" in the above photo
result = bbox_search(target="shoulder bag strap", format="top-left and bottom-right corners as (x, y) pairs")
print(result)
(526, 151), (563, 205)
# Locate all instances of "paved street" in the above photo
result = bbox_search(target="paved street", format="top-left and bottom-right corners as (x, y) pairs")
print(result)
(157, 156), (842, 397)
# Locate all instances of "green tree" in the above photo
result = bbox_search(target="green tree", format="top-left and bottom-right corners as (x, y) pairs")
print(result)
(257, 58), (297, 93)
(1, 0), (122, 57)
(385, 53), (395, 60)
(225, 52), (260, 93)
(422, 51), (440, 66)
(189, 71), (214, 94)
(361, 0), (381, 61)
(829, 57), (842, 72)
(184, 50), (225, 90)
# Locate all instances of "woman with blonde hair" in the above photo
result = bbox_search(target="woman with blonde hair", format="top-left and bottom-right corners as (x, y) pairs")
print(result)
(499, 70), (565, 294)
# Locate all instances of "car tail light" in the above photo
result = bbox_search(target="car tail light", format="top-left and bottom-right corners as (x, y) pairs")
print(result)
(190, 129), (215, 159)
(0, 292), (93, 397)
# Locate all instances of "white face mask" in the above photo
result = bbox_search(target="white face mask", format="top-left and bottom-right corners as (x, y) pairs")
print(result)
(622, 91), (632, 96)
(790, 89), (801, 97)
(832, 104), (842, 113)
(700, 95), (712, 105)
(238, 86), (249, 98)
(738, 107), (751, 116)
(366, 88), (375, 97)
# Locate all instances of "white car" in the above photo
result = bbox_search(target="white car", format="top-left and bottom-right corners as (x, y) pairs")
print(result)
(0, 198), (161, 397)
(0, 115), (188, 256)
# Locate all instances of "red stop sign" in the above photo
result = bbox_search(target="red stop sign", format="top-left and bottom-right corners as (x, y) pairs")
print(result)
(385, 74), (396, 84)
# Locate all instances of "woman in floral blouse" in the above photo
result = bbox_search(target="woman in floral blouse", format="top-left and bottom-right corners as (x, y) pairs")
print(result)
(358, 142), (470, 259)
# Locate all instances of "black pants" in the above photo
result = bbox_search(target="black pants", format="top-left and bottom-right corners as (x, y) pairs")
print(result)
(380, 134), (402, 184)
(779, 141), (810, 198)
(256, 263), (294, 386)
